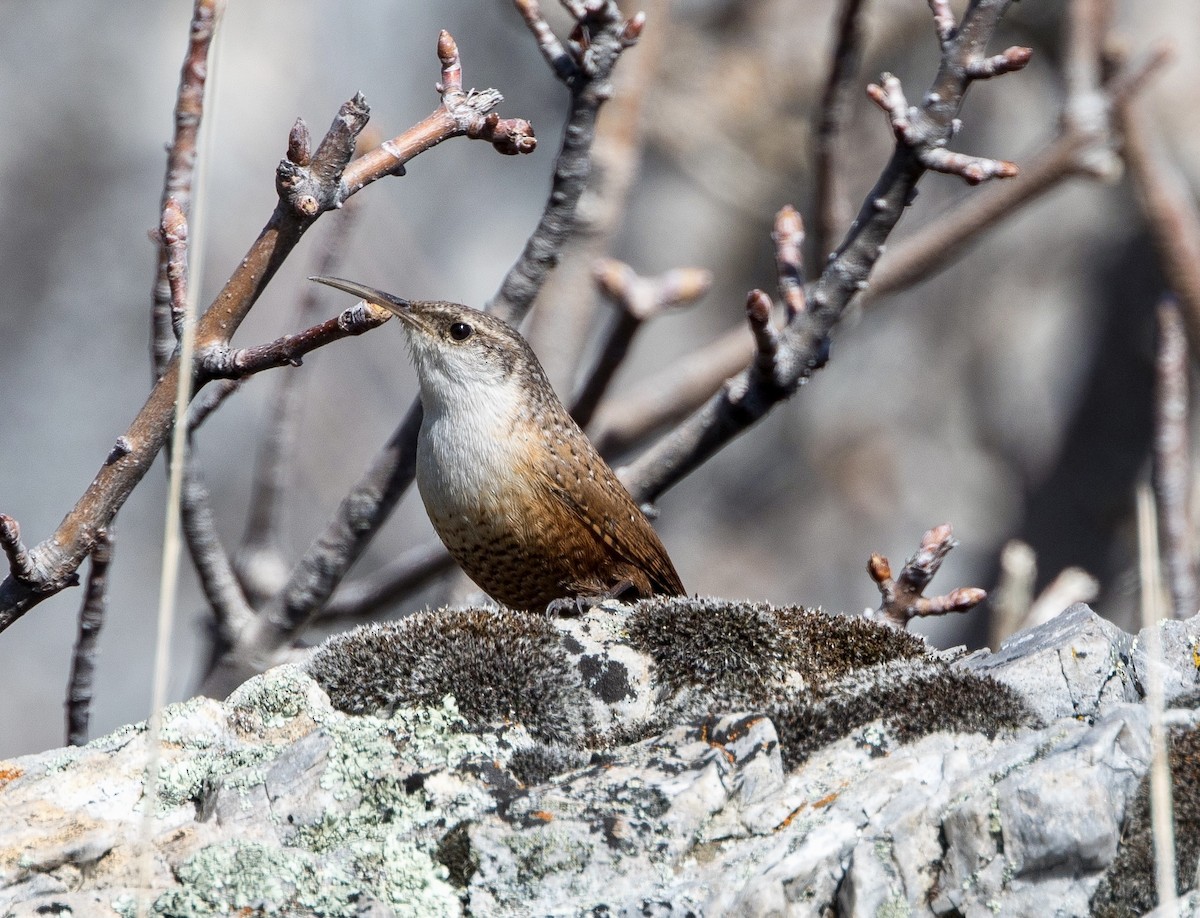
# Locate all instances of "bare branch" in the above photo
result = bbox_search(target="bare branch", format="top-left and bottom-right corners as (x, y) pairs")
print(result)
(65, 529), (113, 747)
(927, 0), (956, 48)
(488, 0), (643, 325)
(813, 0), (867, 261)
(867, 524), (986, 629)
(1152, 298), (1197, 620)
(858, 45), (1170, 308)
(182, 469), (254, 642)
(571, 259), (711, 427)
(866, 72), (1022, 185)
(966, 46), (1034, 80)
(202, 301), (392, 379)
(0, 516), (49, 591)
(0, 35), (533, 631)
(151, 0), (223, 376)
(236, 204), (363, 607)
(318, 543), (458, 623)
(590, 330), (754, 456)
(187, 380), (241, 431)
(160, 199), (190, 340)
(745, 290), (781, 384)
(621, 0), (1029, 503)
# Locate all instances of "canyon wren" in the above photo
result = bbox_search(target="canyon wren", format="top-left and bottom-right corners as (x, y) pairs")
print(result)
(312, 276), (685, 612)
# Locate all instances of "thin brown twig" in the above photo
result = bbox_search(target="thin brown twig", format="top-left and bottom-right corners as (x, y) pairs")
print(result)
(0, 33), (533, 632)
(202, 302), (393, 379)
(65, 529), (113, 747)
(1152, 298), (1196, 620)
(151, 0), (222, 377)
(187, 379), (241, 431)
(488, 0), (643, 325)
(867, 523), (986, 629)
(813, 0), (867, 261)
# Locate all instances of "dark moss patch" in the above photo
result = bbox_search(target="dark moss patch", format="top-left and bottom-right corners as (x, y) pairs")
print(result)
(628, 598), (931, 703)
(507, 743), (589, 787)
(627, 598), (799, 701)
(1091, 701), (1200, 916)
(307, 607), (591, 744)
(627, 599), (1033, 770)
(436, 822), (479, 889)
(769, 662), (1035, 769)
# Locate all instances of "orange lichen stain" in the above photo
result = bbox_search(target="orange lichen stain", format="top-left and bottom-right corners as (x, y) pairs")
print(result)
(776, 804), (807, 830)
(812, 792), (839, 809)
(1191, 639), (1200, 670)
(530, 811), (554, 823)
(708, 742), (736, 765)
(0, 764), (23, 787)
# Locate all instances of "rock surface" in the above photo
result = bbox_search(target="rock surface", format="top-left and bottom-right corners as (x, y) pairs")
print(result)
(1, 599), (1197, 917)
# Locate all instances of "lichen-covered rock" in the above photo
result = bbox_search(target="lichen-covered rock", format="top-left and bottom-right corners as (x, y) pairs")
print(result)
(0, 600), (1193, 916)
(965, 601), (1138, 721)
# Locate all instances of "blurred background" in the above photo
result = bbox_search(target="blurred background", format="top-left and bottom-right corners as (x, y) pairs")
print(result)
(1, 0), (1197, 756)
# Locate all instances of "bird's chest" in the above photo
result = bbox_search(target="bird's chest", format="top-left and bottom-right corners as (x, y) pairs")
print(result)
(415, 396), (542, 530)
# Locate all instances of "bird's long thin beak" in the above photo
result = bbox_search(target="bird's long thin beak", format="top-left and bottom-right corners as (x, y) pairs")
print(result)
(309, 275), (412, 319)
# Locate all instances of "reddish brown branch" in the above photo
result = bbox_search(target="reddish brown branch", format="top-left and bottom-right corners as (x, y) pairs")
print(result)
(0, 34), (532, 632)
(1152, 299), (1197, 620)
(65, 529), (113, 746)
(867, 524), (986, 629)
(161, 200), (189, 339)
(203, 301), (392, 379)
(151, 0), (222, 376)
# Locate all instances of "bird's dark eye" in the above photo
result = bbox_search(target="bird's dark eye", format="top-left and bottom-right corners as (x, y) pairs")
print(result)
(449, 322), (473, 341)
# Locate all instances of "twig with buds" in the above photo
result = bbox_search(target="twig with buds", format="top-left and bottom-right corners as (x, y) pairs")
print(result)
(867, 524), (987, 628)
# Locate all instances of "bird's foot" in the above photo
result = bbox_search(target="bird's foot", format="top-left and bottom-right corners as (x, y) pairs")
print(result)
(546, 580), (638, 617)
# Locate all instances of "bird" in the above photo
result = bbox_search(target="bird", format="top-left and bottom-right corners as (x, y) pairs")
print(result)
(312, 276), (685, 613)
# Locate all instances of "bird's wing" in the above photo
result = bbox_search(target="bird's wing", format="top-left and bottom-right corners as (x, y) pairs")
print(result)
(533, 446), (685, 597)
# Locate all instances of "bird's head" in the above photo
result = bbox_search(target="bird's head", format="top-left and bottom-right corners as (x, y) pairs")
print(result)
(311, 276), (543, 411)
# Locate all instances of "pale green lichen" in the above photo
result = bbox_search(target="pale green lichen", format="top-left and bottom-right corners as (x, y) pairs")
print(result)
(153, 683), (491, 916)
(875, 892), (912, 918)
(153, 839), (364, 917)
(228, 664), (326, 729)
